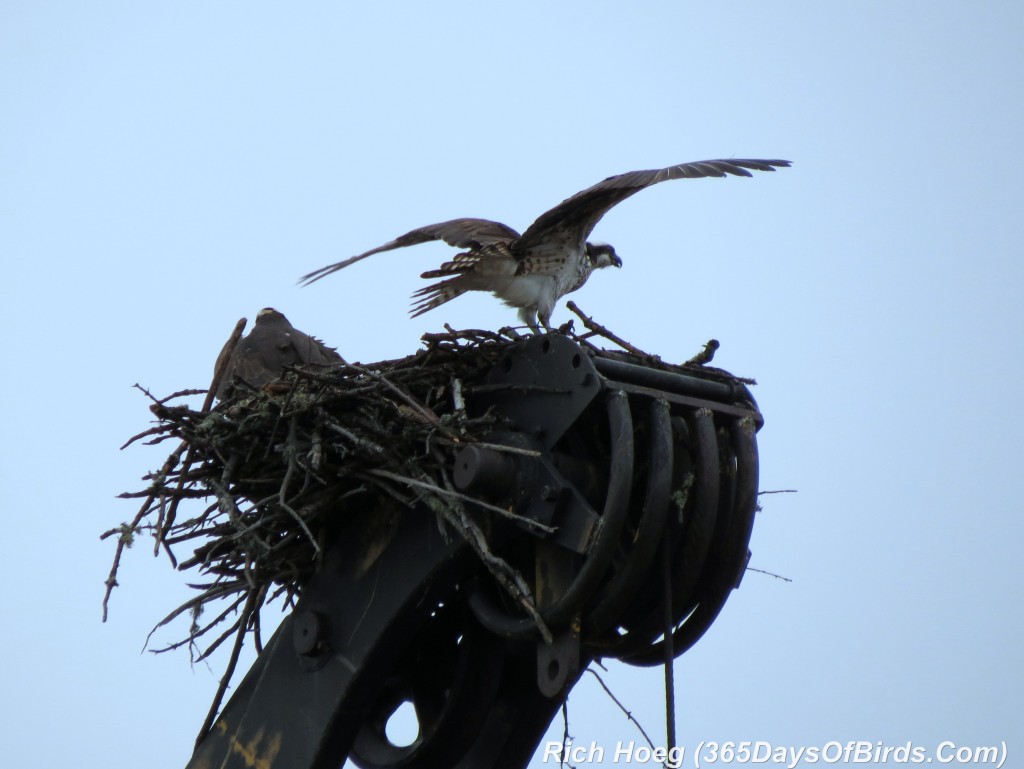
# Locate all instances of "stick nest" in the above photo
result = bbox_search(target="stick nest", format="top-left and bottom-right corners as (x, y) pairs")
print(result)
(104, 310), (739, 732)
(107, 325), (522, 640)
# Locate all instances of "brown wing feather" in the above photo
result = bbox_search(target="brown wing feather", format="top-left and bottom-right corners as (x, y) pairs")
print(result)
(409, 275), (469, 318)
(409, 242), (519, 317)
(518, 158), (791, 249)
(419, 250), (488, 279)
(300, 218), (520, 286)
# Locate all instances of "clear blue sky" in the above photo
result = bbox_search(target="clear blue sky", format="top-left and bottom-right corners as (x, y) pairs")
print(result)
(2, 2), (1022, 767)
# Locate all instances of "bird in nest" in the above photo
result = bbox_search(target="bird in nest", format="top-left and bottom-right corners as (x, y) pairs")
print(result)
(214, 308), (342, 400)
(300, 158), (790, 332)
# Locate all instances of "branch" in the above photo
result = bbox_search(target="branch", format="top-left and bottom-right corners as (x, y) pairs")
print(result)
(365, 468), (555, 534)
(565, 301), (654, 358)
(587, 668), (664, 765)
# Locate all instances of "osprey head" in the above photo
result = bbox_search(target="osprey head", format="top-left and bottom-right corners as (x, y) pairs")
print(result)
(585, 242), (622, 270)
(256, 307), (288, 324)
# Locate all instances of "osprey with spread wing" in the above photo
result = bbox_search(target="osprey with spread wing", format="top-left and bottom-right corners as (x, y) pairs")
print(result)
(301, 159), (790, 331)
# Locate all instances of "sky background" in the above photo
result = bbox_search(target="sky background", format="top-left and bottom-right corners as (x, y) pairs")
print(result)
(3, 2), (1022, 767)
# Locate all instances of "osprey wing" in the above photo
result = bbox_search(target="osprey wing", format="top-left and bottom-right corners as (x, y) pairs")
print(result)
(300, 218), (521, 286)
(518, 159), (790, 249)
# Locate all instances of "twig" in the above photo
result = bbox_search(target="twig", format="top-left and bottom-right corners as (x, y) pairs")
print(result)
(102, 441), (188, 620)
(195, 588), (260, 748)
(428, 489), (553, 644)
(746, 566), (793, 582)
(343, 362), (462, 442)
(151, 593), (248, 656)
(155, 318), (249, 551)
(560, 700), (577, 769)
(435, 437), (542, 458)
(323, 421), (387, 455)
(277, 418), (321, 555)
(365, 468), (555, 534)
(587, 668), (663, 765)
(565, 301), (654, 358)
(119, 424), (176, 450)
(206, 317), (248, 412)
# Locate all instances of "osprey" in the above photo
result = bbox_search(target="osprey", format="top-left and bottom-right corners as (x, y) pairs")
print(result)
(215, 308), (342, 400)
(301, 158), (790, 331)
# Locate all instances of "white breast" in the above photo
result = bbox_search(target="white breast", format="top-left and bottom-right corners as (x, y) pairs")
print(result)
(495, 274), (555, 311)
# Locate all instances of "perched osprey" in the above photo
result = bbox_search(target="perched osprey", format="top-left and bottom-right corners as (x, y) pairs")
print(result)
(215, 308), (342, 400)
(301, 158), (790, 330)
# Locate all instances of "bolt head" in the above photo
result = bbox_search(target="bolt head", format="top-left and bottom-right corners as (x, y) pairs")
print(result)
(293, 610), (324, 656)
